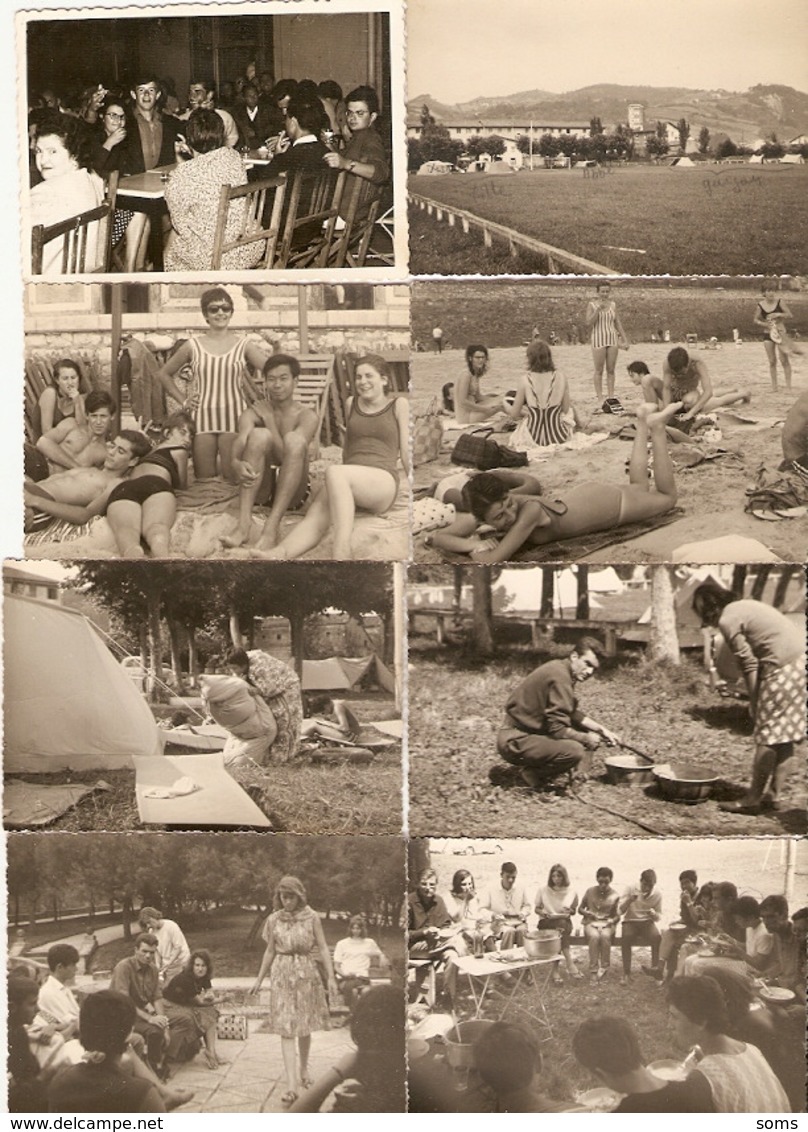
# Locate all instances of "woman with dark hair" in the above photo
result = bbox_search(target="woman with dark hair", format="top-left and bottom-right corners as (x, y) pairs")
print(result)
(250, 875), (337, 1107)
(535, 863), (581, 982)
(618, 868), (662, 986)
(30, 111), (105, 276)
(444, 869), (495, 956)
(454, 345), (501, 424)
(333, 915), (385, 1011)
(225, 646), (303, 764)
(585, 280), (630, 406)
(255, 354), (408, 560)
(90, 96), (149, 272)
(579, 867), (620, 984)
(31, 358), (86, 439)
(692, 583), (805, 814)
(47, 991), (165, 1113)
(162, 950), (222, 1070)
(667, 975), (790, 1112)
(164, 107), (264, 271)
(430, 402), (680, 563)
(156, 288), (266, 480)
(507, 339), (581, 448)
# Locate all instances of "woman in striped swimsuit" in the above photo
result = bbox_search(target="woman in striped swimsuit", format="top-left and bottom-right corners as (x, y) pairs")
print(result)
(255, 354), (409, 560)
(157, 288), (267, 480)
(585, 281), (630, 405)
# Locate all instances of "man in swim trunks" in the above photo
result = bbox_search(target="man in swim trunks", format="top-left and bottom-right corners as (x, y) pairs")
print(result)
(494, 638), (622, 790)
(24, 390), (116, 481)
(23, 430), (150, 532)
(662, 347), (750, 443)
(779, 389), (808, 483)
(223, 354), (318, 550)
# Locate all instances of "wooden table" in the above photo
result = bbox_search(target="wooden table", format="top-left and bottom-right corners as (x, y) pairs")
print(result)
(452, 949), (561, 1038)
(117, 153), (271, 201)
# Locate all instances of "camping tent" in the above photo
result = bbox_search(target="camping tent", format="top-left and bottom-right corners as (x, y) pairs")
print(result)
(3, 594), (161, 771)
(417, 161), (453, 175)
(301, 654), (395, 694)
(670, 156), (695, 167)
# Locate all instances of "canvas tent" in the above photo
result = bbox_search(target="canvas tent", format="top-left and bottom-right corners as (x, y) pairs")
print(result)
(3, 594), (161, 771)
(301, 653), (395, 694)
(670, 156), (695, 167)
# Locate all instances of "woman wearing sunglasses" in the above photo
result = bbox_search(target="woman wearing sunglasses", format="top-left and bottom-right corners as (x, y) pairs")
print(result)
(157, 288), (267, 480)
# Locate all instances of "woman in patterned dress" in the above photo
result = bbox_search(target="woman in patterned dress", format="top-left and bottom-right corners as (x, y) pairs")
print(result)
(163, 108), (264, 272)
(225, 647), (303, 763)
(250, 876), (337, 1108)
(693, 583), (806, 815)
(585, 280), (630, 405)
(157, 287), (267, 480)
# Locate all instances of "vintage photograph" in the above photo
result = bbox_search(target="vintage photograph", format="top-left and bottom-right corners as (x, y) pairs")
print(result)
(3, 559), (404, 834)
(411, 277), (808, 564)
(23, 281), (410, 561)
(7, 831), (406, 1113)
(406, 836), (806, 1114)
(22, 1), (404, 277)
(407, 0), (808, 275)
(408, 562), (806, 837)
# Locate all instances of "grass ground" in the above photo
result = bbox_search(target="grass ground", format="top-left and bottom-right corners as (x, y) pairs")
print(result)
(408, 649), (808, 838)
(409, 164), (808, 275)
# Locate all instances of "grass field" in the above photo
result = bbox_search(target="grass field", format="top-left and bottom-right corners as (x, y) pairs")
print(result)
(408, 650), (808, 838)
(409, 164), (808, 275)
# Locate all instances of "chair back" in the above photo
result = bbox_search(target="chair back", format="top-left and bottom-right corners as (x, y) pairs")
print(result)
(211, 173), (287, 270)
(327, 173), (383, 268)
(30, 171), (118, 275)
(24, 352), (100, 442)
(274, 167), (346, 269)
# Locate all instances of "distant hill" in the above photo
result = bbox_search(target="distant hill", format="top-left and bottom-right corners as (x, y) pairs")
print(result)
(408, 83), (808, 141)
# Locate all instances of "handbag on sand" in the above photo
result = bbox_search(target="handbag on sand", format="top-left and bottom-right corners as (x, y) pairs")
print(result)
(412, 398), (444, 466)
(451, 428), (528, 470)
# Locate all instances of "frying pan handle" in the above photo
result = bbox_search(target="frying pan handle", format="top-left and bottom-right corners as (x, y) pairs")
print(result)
(616, 739), (655, 764)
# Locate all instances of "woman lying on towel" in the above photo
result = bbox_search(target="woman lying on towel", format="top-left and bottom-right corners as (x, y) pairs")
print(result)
(23, 411), (194, 558)
(252, 355), (408, 561)
(427, 403), (680, 564)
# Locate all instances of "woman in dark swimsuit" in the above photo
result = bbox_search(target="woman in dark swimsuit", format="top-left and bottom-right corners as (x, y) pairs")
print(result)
(753, 281), (802, 392)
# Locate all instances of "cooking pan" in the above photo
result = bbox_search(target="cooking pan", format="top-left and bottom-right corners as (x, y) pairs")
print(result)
(652, 762), (719, 803)
(603, 738), (656, 787)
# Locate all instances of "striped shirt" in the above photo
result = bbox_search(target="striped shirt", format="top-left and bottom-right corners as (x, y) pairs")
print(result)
(191, 336), (250, 434)
(589, 300), (619, 348)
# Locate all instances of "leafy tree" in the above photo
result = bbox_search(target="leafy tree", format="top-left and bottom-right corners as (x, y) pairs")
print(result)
(716, 137), (738, 158)
(482, 135), (506, 158)
(677, 118), (690, 151)
(420, 103), (435, 128)
(655, 120), (667, 140)
(646, 135), (669, 158)
(589, 116), (604, 137)
(419, 122), (464, 166)
(515, 133), (533, 155)
(407, 137), (426, 171)
(538, 133), (561, 158)
(762, 134), (785, 159)
(698, 126), (711, 154)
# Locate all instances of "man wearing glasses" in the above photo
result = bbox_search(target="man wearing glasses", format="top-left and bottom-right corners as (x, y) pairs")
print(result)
(323, 85), (389, 185)
(493, 638), (622, 791)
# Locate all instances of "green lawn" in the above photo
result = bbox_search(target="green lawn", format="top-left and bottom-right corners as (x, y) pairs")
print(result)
(409, 164), (808, 275)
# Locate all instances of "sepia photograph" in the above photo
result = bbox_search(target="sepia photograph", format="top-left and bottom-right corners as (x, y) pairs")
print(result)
(406, 836), (806, 1114)
(407, 0), (808, 275)
(7, 831), (406, 1113)
(21, 0), (405, 278)
(3, 559), (404, 834)
(23, 281), (410, 561)
(411, 277), (808, 564)
(408, 562), (806, 838)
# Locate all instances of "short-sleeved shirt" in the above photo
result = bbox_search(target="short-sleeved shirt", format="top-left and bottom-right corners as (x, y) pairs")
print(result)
(109, 955), (159, 1011)
(343, 129), (389, 184)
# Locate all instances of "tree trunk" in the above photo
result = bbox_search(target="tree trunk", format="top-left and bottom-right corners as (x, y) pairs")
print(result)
(576, 565), (590, 620)
(772, 566), (797, 609)
(146, 586), (165, 701)
(122, 898), (133, 939)
(751, 565), (773, 601)
(649, 565), (680, 664)
(229, 607), (243, 649)
(138, 623), (149, 670)
(471, 566), (494, 656)
(188, 627), (199, 684)
(167, 619), (184, 691)
(452, 566), (463, 611)
(731, 565), (747, 598)
(290, 613), (305, 678)
(540, 567), (555, 617)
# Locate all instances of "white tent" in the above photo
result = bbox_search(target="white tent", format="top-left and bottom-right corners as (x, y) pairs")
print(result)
(417, 160), (453, 175)
(493, 566), (623, 614)
(3, 594), (162, 771)
(781, 154), (805, 165)
(670, 155), (695, 167)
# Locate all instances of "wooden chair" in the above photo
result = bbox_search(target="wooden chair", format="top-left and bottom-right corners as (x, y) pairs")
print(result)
(30, 171), (118, 275)
(274, 168), (347, 269)
(210, 173), (287, 269)
(326, 173), (383, 268)
(295, 355), (336, 455)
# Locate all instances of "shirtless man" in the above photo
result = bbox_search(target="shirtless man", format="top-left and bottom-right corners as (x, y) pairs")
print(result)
(27, 390), (116, 479)
(24, 430), (150, 532)
(780, 389), (808, 481)
(661, 347), (750, 443)
(222, 354), (318, 550)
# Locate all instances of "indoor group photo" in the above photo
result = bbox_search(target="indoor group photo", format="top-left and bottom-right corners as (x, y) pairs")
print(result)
(4, 0), (808, 1118)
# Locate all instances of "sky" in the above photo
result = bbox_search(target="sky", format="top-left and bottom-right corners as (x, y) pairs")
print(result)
(407, 0), (808, 104)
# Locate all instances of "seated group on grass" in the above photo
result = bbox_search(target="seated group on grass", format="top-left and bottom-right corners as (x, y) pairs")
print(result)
(25, 300), (407, 560)
(29, 68), (390, 274)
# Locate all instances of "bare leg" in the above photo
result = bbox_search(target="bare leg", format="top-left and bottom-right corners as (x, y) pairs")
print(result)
(141, 493), (177, 557)
(106, 499), (145, 558)
(252, 487), (332, 559)
(592, 346), (607, 399)
(222, 429), (275, 548)
(124, 212), (150, 273)
(763, 340), (778, 391)
(122, 1048), (192, 1109)
(720, 744), (778, 811)
(218, 433), (239, 482)
(618, 403), (680, 523)
(256, 432), (310, 551)
(604, 345), (619, 399)
(297, 1035), (311, 1085)
(777, 346), (793, 391)
(325, 464), (397, 560)
(193, 433), (221, 480)
(281, 1036), (299, 1096)
(771, 743), (797, 800)
(704, 388), (752, 410)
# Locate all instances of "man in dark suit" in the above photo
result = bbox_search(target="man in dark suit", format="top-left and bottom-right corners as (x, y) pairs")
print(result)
(119, 74), (182, 175)
(265, 98), (331, 252)
(232, 83), (279, 150)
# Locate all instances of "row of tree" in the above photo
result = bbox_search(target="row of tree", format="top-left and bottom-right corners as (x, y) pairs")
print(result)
(8, 834), (405, 938)
(73, 562), (394, 698)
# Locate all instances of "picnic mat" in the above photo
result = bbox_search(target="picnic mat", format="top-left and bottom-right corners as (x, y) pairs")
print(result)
(134, 752), (271, 827)
(4, 780), (111, 827)
(435, 508), (685, 564)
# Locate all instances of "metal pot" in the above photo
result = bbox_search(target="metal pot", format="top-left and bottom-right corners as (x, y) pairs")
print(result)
(443, 1020), (495, 1069)
(652, 762), (718, 803)
(523, 929), (561, 959)
(604, 753), (655, 787)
